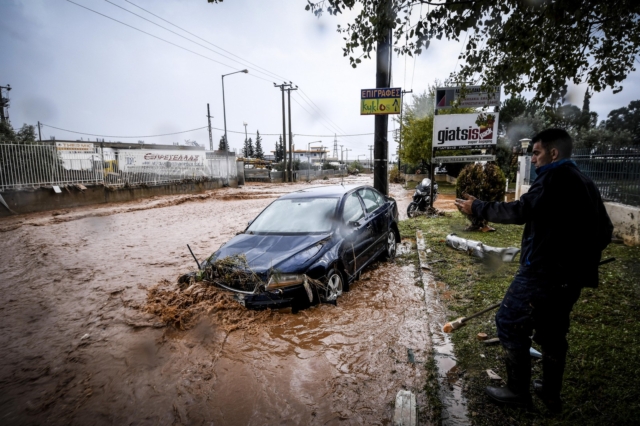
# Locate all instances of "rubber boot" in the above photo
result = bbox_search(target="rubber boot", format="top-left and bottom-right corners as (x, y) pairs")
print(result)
(486, 348), (532, 407)
(532, 350), (565, 413)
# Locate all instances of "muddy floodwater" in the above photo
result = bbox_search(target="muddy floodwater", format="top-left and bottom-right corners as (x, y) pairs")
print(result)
(0, 176), (435, 425)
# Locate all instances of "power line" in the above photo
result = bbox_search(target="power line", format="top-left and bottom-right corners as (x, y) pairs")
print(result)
(103, 0), (283, 83)
(65, 1), (360, 143)
(41, 123), (207, 138)
(123, 0), (290, 83)
(112, 1), (350, 139)
(65, 0), (272, 84)
(41, 122), (392, 139)
(297, 89), (348, 135)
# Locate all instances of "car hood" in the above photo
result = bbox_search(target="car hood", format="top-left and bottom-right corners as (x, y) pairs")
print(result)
(213, 233), (331, 272)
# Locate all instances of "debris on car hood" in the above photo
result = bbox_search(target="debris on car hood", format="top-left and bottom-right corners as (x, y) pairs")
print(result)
(445, 234), (520, 262)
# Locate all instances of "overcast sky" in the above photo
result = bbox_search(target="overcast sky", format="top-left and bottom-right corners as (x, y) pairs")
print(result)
(1, 0), (639, 160)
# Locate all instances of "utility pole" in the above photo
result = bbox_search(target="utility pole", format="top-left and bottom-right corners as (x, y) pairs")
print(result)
(285, 83), (298, 182)
(340, 145), (344, 163)
(274, 82), (291, 181)
(333, 134), (338, 159)
(37, 121), (42, 142)
(0, 84), (11, 125)
(207, 104), (213, 151)
(368, 145), (373, 171)
(399, 89), (412, 172)
(373, 1), (393, 195)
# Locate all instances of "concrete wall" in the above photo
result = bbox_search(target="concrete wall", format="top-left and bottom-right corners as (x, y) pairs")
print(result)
(0, 178), (236, 217)
(604, 202), (640, 246)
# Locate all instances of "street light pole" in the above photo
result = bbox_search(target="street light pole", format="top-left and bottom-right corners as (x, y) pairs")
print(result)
(222, 69), (248, 184)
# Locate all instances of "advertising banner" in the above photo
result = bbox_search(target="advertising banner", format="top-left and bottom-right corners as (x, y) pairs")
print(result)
(432, 113), (499, 149)
(435, 86), (501, 109)
(55, 142), (94, 152)
(118, 149), (205, 173)
(360, 87), (402, 115)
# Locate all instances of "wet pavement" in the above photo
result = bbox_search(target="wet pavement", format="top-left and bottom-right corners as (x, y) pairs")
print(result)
(0, 175), (434, 425)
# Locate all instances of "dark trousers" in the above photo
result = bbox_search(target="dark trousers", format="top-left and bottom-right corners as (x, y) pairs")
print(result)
(496, 270), (581, 355)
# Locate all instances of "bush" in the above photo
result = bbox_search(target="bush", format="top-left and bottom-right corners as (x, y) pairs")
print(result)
(456, 162), (506, 230)
(389, 165), (405, 183)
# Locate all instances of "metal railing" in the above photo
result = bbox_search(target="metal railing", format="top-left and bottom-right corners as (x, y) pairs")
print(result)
(573, 147), (640, 207)
(0, 143), (237, 192)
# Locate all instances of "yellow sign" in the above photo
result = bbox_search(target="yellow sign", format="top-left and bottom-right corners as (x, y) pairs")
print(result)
(360, 87), (402, 115)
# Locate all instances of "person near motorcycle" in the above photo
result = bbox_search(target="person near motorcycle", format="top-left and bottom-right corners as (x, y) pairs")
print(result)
(454, 128), (613, 412)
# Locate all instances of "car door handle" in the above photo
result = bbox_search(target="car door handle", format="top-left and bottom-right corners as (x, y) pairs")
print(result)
(366, 223), (373, 230)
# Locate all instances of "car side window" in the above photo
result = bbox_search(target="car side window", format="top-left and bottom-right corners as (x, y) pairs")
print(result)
(358, 188), (382, 214)
(342, 193), (365, 223)
(372, 189), (385, 207)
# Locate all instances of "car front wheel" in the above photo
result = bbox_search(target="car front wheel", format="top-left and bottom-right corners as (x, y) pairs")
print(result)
(323, 268), (344, 302)
(407, 202), (419, 218)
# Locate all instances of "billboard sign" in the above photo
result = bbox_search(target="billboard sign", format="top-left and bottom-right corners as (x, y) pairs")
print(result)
(360, 87), (402, 115)
(435, 86), (501, 109)
(432, 112), (499, 149)
(55, 142), (94, 152)
(118, 150), (205, 173)
(435, 155), (496, 164)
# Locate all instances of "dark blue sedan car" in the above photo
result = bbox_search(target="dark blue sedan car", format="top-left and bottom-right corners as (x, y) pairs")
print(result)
(202, 184), (399, 312)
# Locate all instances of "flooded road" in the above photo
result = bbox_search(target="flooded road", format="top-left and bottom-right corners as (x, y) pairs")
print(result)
(0, 176), (433, 425)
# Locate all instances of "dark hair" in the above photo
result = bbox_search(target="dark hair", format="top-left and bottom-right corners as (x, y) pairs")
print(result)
(531, 128), (573, 159)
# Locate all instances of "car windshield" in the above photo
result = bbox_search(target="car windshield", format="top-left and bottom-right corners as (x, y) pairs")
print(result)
(246, 197), (339, 234)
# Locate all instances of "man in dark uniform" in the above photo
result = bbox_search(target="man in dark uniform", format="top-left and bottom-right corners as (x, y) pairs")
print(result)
(455, 128), (613, 411)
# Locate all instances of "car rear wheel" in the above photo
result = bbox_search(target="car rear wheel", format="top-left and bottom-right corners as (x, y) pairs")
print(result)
(383, 230), (397, 260)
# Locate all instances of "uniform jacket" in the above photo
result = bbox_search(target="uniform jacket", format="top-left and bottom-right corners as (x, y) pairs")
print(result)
(472, 160), (613, 288)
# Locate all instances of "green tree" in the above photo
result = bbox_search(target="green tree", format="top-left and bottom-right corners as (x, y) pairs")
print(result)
(295, 0), (640, 101)
(254, 130), (264, 160)
(218, 135), (228, 151)
(605, 100), (640, 141)
(275, 136), (284, 162)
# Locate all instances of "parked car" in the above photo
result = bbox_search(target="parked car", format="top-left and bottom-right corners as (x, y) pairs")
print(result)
(191, 185), (400, 312)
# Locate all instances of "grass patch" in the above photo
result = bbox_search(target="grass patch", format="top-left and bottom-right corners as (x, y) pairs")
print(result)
(436, 182), (457, 196)
(400, 212), (640, 425)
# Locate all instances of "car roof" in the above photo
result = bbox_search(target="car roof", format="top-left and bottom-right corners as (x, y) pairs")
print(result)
(279, 184), (368, 199)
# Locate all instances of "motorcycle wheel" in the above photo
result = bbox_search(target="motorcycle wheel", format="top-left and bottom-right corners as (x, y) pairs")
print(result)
(407, 202), (419, 218)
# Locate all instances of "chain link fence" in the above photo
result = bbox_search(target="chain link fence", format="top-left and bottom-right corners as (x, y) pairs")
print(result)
(573, 147), (640, 207)
(0, 143), (236, 192)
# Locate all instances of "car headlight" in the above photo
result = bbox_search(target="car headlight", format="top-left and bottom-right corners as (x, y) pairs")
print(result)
(265, 273), (305, 290)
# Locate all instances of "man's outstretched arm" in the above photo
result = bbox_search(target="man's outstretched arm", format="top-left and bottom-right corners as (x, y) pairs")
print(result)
(455, 183), (544, 225)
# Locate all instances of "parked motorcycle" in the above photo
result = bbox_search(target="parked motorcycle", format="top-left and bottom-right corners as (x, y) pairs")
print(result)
(407, 178), (438, 217)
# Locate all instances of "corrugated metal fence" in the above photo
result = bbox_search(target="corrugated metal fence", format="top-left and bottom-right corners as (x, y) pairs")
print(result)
(0, 143), (236, 191)
(573, 147), (640, 207)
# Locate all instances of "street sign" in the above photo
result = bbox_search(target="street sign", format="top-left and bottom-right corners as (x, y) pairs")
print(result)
(434, 155), (496, 164)
(360, 87), (402, 115)
(433, 112), (499, 149)
(435, 86), (501, 109)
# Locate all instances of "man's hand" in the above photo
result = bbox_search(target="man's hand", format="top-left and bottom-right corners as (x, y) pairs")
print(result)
(454, 193), (477, 215)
